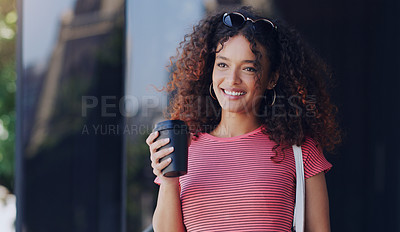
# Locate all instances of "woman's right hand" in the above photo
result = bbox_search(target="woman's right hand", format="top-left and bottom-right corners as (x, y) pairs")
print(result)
(146, 131), (178, 185)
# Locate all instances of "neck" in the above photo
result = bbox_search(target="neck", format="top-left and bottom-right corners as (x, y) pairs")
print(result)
(211, 111), (262, 138)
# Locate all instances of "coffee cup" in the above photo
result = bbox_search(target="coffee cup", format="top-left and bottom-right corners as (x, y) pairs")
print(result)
(152, 120), (189, 177)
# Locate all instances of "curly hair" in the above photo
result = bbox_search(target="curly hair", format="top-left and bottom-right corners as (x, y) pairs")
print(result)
(159, 6), (342, 160)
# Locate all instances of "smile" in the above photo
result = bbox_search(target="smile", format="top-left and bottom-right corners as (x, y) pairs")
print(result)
(223, 89), (246, 96)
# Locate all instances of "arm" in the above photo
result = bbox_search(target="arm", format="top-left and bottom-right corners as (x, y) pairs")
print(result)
(305, 172), (331, 232)
(152, 178), (186, 232)
(146, 131), (186, 232)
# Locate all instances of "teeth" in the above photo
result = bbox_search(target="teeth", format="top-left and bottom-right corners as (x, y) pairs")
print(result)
(224, 89), (246, 96)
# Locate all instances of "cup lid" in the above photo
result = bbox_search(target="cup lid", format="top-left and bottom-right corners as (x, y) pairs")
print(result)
(153, 120), (188, 132)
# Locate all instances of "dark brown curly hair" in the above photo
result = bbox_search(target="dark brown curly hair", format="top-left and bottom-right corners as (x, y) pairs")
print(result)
(159, 6), (342, 160)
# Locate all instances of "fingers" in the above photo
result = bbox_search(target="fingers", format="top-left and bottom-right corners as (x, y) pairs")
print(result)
(152, 157), (172, 176)
(146, 131), (159, 146)
(146, 131), (170, 154)
(152, 146), (174, 162)
(149, 137), (171, 154)
(146, 130), (175, 177)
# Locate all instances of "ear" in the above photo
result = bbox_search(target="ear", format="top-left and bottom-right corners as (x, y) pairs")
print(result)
(267, 72), (280, 89)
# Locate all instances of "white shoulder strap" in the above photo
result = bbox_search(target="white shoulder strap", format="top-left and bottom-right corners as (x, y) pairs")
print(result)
(292, 145), (305, 232)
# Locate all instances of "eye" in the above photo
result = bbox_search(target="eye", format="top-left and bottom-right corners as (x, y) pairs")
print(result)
(217, 63), (228, 68)
(244, 67), (257, 72)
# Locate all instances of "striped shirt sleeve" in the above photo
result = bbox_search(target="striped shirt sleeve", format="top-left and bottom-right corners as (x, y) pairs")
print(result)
(302, 137), (333, 179)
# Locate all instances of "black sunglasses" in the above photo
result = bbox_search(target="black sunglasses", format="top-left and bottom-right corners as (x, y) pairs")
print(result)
(222, 12), (277, 33)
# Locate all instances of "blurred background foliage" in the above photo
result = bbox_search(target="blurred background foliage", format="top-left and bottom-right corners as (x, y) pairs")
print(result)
(0, 0), (17, 193)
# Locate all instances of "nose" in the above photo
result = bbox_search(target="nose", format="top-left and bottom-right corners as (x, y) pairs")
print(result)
(225, 69), (242, 85)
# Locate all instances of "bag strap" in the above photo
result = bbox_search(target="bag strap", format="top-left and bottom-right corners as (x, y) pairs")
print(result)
(292, 145), (305, 232)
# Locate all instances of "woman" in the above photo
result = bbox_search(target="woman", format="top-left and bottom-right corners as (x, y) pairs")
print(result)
(146, 7), (341, 232)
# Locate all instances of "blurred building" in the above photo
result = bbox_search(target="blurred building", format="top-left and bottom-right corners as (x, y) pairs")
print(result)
(18, 0), (125, 231)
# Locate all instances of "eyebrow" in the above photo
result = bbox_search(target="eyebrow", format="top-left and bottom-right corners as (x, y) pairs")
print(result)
(216, 55), (256, 64)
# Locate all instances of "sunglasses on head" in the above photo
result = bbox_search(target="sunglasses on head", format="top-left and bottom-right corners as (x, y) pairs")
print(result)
(222, 12), (277, 33)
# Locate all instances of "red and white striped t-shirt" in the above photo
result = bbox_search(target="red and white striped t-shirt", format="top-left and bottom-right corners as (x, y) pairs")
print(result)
(155, 125), (332, 231)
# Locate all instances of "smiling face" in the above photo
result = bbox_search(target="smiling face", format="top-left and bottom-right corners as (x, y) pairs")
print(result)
(212, 34), (274, 116)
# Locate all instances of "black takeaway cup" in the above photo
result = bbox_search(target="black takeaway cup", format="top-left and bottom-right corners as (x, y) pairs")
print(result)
(153, 120), (189, 177)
